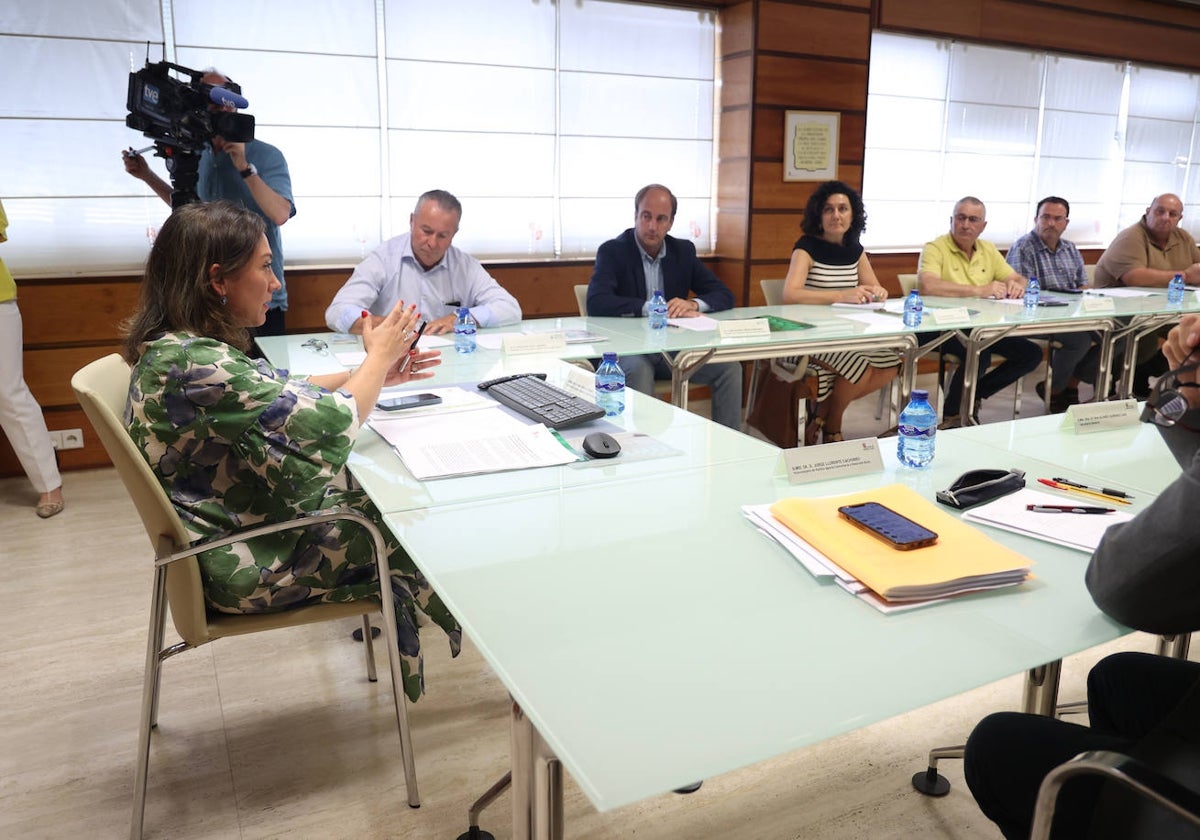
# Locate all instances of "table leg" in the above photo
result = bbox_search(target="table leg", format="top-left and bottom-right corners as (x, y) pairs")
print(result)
(511, 701), (564, 840)
(914, 658), (1064, 796)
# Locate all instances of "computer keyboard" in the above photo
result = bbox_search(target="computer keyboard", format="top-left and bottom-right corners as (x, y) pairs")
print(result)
(478, 374), (605, 429)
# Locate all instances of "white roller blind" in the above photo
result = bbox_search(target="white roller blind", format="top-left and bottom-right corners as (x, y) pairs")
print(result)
(0, 0), (715, 275)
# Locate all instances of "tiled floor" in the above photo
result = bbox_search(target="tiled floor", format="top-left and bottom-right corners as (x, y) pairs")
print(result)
(0, 366), (1163, 840)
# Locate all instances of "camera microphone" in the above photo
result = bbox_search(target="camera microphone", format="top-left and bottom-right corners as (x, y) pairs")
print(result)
(209, 87), (249, 110)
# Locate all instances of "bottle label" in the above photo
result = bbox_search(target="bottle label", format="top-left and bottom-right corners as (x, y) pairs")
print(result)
(897, 423), (934, 439)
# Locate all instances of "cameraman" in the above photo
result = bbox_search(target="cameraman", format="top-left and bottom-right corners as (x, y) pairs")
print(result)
(122, 68), (295, 337)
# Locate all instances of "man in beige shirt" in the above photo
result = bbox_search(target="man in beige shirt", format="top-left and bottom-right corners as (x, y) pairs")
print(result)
(1094, 194), (1200, 288)
(1094, 194), (1200, 394)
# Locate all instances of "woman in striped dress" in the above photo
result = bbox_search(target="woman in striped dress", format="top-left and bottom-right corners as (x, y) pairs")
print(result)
(782, 180), (900, 445)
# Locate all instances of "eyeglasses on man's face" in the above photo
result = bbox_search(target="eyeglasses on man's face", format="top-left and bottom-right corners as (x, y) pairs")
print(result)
(953, 213), (984, 225)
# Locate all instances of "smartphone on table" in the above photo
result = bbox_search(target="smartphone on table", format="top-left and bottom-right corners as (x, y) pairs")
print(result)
(837, 502), (938, 550)
(376, 393), (443, 411)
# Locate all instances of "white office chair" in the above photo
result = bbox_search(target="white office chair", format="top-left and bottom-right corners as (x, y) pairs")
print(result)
(72, 353), (420, 839)
(745, 278), (816, 439)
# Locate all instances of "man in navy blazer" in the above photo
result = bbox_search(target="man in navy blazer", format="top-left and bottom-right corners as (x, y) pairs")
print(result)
(587, 184), (743, 429)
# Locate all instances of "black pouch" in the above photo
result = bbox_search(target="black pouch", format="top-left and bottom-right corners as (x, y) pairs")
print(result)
(935, 468), (1026, 510)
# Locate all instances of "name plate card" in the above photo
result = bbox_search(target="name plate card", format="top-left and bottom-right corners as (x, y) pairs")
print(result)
(563, 365), (600, 402)
(782, 437), (885, 484)
(1066, 399), (1139, 433)
(1081, 295), (1116, 313)
(502, 332), (568, 355)
(718, 318), (772, 340)
(924, 307), (973, 327)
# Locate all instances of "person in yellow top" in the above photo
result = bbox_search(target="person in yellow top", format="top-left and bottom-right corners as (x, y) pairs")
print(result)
(916, 196), (1042, 426)
(0, 199), (65, 517)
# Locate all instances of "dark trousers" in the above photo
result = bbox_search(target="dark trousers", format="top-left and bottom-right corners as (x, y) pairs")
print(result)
(965, 652), (1200, 840)
(941, 334), (1043, 415)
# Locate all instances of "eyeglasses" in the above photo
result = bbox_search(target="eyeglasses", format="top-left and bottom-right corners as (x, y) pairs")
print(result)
(953, 214), (984, 225)
(301, 338), (329, 355)
(1141, 361), (1200, 428)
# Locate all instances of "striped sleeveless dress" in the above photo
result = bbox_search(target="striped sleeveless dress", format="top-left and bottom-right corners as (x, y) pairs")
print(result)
(793, 235), (901, 401)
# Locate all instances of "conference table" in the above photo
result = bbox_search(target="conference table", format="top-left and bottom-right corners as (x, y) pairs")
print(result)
(340, 373), (1162, 838)
(259, 287), (1199, 430)
(257, 322), (1182, 839)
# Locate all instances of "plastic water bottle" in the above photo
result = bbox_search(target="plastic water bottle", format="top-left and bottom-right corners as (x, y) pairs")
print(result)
(594, 352), (625, 416)
(648, 289), (668, 330)
(1024, 275), (1040, 312)
(902, 289), (923, 328)
(897, 388), (937, 469)
(1168, 273), (1186, 305)
(453, 307), (476, 354)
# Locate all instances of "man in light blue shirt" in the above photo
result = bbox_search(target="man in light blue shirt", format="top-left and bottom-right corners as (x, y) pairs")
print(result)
(1006, 196), (1096, 413)
(325, 190), (522, 335)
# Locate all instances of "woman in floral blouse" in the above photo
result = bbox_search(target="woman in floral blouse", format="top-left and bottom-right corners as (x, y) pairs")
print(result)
(121, 200), (458, 701)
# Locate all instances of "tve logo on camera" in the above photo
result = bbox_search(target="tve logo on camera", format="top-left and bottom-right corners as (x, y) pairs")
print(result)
(142, 84), (160, 105)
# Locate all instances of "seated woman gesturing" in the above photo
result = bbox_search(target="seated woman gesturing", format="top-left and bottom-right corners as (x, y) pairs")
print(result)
(122, 200), (459, 701)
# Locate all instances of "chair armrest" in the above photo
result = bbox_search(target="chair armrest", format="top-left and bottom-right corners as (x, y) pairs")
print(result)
(155, 508), (385, 570)
(1030, 749), (1200, 840)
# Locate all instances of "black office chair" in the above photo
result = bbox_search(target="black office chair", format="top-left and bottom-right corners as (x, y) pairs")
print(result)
(1031, 749), (1200, 839)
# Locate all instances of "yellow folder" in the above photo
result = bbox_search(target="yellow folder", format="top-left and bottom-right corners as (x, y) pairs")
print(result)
(770, 484), (1033, 601)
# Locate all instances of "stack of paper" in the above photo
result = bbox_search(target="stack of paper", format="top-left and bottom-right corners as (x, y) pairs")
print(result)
(961, 487), (1134, 553)
(747, 484), (1033, 613)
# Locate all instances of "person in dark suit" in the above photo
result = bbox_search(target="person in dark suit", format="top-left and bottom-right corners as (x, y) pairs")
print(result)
(587, 183), (742, 429)
(963, 314), (1200, 839)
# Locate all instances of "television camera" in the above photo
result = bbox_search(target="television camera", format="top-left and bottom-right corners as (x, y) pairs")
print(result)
(125, 59), (255, 208)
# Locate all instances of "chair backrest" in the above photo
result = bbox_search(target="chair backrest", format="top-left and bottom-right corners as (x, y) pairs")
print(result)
(760, 278), (785, 306)
(1085, 264), (1097, 284)
(574, 284), (589, 317)
(898, 274), (919, 295)
(71, 354), (210, 644)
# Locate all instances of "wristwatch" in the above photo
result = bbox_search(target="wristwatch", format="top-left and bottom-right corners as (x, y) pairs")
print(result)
(239, 163), (257, 179)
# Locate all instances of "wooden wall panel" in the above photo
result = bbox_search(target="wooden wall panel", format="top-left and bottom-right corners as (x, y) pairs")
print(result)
(720, 107), (752, 162)
(716, 210), (750, 261)
(24, 346), (123, 408)
(752, 162), (864, 210)
(20, 281), (140, 345)
(758, 1), (870, 60)
(755, 55), (868, 110)
(753, 109), (865, 164)
(877, 0), (1200, 72)
(750, 213), (806, 261)
(721, 55), (754, 109)
(720, 1), (755, 56)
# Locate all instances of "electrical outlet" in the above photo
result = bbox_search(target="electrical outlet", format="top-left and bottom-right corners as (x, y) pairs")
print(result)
(49, 429), (84, 450)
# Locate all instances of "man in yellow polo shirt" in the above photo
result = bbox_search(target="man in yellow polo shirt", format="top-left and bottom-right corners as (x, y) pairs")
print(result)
(917, 196), (1042, 426)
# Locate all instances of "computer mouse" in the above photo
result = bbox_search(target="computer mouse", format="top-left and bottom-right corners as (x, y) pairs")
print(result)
(582, 432), (621, 459)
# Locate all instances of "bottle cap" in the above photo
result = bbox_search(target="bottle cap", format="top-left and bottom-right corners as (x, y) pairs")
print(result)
(911, 388), (929, 401)
(457, 306), (469, 316)
(602, 351), (618, 362)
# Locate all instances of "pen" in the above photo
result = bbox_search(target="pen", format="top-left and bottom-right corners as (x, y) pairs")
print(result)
(666, 323), (681, 328)
(396, 320), (427, 373)
(1036, 478), (1132, 505)
(1051, 477), (1134, 499)
(1026, 504), (1115, 514)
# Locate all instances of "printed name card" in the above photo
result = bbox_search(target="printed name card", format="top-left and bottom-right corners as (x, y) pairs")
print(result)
(563, 365), (599, 401)
(502, 332), (568, 355)
(1081, 295), (1116, 313)
(718, 318), (772, 340)
(924, 307), (972, 326)
(1066, 399), (1139, 433)
(782, 437), (885, 484)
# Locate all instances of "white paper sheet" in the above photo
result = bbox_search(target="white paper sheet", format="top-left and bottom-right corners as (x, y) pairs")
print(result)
(961, 487), (1134, 552)
(368, 404), (580, 479)
(666, 315), (720, 331)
